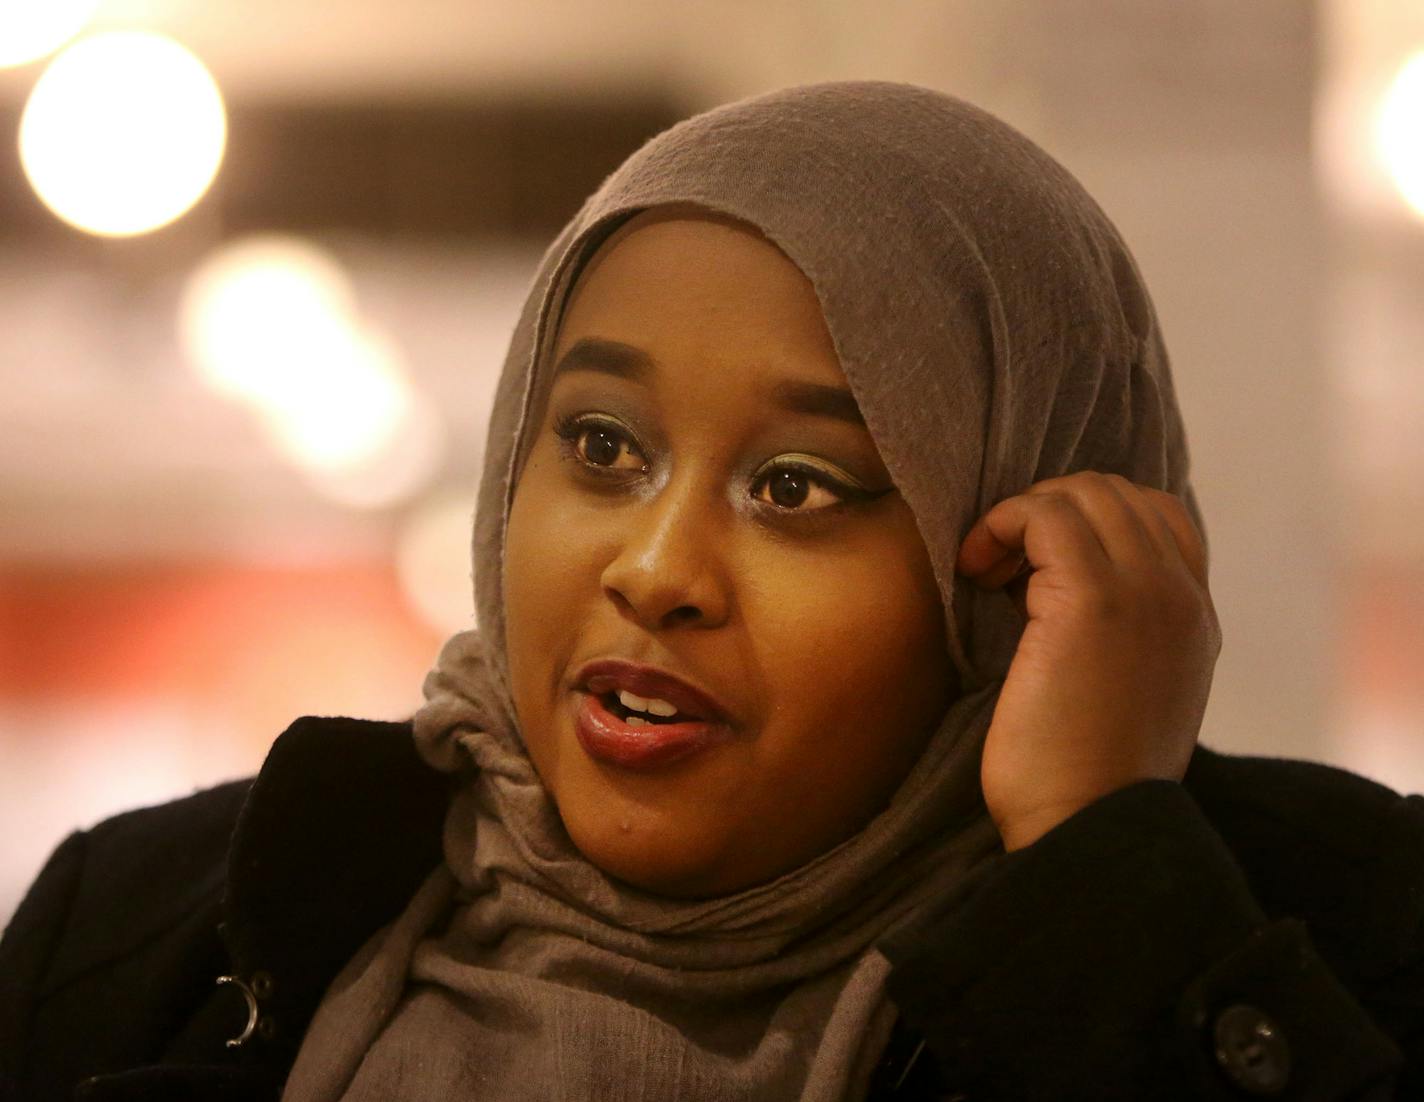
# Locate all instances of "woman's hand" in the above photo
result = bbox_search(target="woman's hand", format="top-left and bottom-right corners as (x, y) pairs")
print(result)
(955, 472), (1223, 852)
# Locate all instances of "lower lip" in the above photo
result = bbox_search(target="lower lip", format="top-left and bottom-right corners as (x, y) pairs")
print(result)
(573, 691), (732, 771)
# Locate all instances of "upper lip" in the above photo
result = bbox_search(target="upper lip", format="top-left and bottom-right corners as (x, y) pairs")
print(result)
(575, 658), (732, 724)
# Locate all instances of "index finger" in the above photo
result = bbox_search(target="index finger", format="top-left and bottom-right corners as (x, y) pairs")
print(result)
(1137, 486), (1210, 588)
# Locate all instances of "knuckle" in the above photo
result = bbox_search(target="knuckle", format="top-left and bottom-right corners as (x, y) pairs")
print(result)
(1035, 489), (1078, 511)
(1143, 485), (1187, 513)
(1028, 472), (1089, 497)
(1165, 588), (1219, 640)
(1199, 595), (1225, 638)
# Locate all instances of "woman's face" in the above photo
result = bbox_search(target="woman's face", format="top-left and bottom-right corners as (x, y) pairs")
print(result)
(504, 208), (957, 898)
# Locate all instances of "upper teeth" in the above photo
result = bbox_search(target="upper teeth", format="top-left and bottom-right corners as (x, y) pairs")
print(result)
(618, 689), (678, 717)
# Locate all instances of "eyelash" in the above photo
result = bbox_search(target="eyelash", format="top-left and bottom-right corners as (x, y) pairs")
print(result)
(550, 411), (878, 516)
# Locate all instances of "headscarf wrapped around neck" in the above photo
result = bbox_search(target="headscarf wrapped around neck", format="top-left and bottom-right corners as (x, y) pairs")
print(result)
(282, 78), (1204, 1101)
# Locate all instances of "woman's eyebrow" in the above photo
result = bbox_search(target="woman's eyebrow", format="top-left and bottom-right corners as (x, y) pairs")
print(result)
(550, 338), (652, 384)
(769, 379), (865, 428)
(549, 336), (864, 428)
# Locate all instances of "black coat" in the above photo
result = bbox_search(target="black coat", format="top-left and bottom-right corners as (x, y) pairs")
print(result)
(1, 715), (1421, 1101)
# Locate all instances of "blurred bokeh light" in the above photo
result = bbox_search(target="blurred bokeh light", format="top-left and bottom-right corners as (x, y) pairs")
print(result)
(180, 235), (444, 506)
(1376, 50), (1424, 220)
(181, 235), (360, 403)
(0, 0), (96, 68)
(19, 30), (225, 236)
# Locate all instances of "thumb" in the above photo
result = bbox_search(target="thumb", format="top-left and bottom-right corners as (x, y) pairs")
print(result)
(1005, 565), (1031, 621)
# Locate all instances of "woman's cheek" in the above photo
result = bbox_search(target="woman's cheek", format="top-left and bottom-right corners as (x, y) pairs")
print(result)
(508, 467), (597, 624)
(766, 540), (950, 758)
(505, 465), (588, 725)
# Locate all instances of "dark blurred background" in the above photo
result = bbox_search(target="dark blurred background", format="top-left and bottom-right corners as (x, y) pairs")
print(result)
(3, 0), (1423, 924)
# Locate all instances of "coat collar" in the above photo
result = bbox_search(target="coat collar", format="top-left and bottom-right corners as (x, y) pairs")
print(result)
(67, 699), (967, 1098)
(206, 714), (936, 1097)
(217, 715), (450, 1068)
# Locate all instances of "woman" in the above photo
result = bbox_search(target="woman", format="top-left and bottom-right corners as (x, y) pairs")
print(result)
(3, 80), (1422, 1101)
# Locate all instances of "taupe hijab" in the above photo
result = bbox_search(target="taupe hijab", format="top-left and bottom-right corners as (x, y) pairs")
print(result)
(282, 79), (1204, 1101)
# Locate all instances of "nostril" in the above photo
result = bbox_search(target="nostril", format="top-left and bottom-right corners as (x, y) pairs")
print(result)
(602, 574), (718, 630)
(603, 587), (638, 618)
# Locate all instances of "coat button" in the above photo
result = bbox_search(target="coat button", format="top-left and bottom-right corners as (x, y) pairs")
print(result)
(1213, 1003), (1290, 1094)
(251, 970), (276, 1000)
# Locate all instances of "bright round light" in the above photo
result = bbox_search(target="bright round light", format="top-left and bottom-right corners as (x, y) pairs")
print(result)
(180, 236), (359, 403)
(1376, 51), (1424, 222)
(257, 328), (416, 473)
(19, 31), (227, 237)
(0, 0), (97, 68)
(257, 329), (443, 508)
(302, 387), (446, 510)
(179, 236), (444, 506)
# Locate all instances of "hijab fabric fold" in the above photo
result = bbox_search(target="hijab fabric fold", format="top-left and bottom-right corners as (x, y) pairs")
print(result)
(281, 79), (1204, 1101)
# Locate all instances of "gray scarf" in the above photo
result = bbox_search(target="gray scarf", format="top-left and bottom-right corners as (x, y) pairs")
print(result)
(281, 79), (1204, 1102)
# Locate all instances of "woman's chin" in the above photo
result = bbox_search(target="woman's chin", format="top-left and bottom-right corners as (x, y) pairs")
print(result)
(560, 805), (754, 900)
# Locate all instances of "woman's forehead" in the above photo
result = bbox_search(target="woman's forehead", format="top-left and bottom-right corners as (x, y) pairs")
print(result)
(570, 209), (799, 300)
(554, 213), (834, 362)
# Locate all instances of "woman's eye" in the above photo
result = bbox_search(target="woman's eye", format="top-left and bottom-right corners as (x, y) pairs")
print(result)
(556, 415), (646, 472)
(752, 466), (848, 511)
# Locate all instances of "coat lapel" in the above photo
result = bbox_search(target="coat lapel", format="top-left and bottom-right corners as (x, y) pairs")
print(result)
(216, 716), (451, 1071)
(76, 716), (451, 1100)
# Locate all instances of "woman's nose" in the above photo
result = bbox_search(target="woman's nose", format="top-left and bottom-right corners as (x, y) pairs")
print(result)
(599, 483), (730, 631)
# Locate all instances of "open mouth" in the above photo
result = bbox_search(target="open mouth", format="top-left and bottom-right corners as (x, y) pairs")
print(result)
(599, 691), (687, 726)
(574, 689), (732, 770)
(576, 658), (729, 728)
